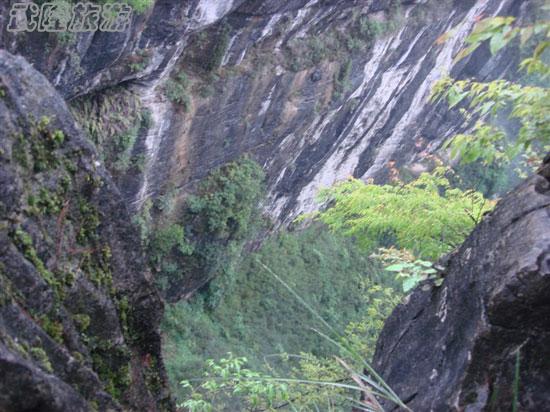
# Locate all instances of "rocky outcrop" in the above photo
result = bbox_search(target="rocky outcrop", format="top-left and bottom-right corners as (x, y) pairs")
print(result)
(118, 0), (534, 224)
(372, 157), (550, 411)
(0, 51), (172, 411)
(0, 0), (248, 99)
(3, 1), (537, 226)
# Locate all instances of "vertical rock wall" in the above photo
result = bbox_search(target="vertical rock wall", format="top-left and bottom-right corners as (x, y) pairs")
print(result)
(372, 157), (550, 411)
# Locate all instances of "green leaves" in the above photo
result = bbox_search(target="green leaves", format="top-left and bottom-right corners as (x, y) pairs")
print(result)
(165, 71), (191, 110)
(446, 86), (469, 109)
(316, 169), (493, 260)
(449, 16), (518, 64)
(435, 16), (550, 168)
(385, 263), (408, 272)
(179, 353), (292, 411)
(373, 248), (442, 293)
(187, 157), (265, 241)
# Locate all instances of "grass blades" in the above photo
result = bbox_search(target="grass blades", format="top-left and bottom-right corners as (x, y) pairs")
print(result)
(257, 258), (412, 411)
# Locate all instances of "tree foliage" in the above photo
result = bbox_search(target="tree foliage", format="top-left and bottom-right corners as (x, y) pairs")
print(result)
(186, 157), (265, 241)
(432, 16), (550, 167)
(315, 169), (493, 260)
(150, 157), (265, 298)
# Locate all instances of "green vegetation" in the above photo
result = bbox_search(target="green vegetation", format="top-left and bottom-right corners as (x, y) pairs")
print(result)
(372, 248), (442, 292)
(126, 0), (154, 14)
(90, 343), (132, 399)
(30, 346), (54, 373)
(432, 17), (550, 169)
(79, 0), (154, 14)
(161, 155), (493, 409)
(333, 60), (352, 101)
(185, 158), (265, 242)
(150, 157), (265, 299)
(128, 49), (152, 72)
(163, 225), (401, 410)
(72, 313), (91, 332)
(71, 87), (144, 175)
(165, 71), (192, 110)
(206, 25), (231, 73)
(38, 314), (65, 344)
(12, 227), (63, 297)
(314, 168), (493, 260)
(285, 6), (404, 72)
(12, 116), (66, 173)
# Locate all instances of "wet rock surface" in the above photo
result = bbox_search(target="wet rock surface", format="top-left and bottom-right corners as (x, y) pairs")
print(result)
(0, 50), (172, 411)
(372, 157), (550, 411)
(119, 0), (532, 225)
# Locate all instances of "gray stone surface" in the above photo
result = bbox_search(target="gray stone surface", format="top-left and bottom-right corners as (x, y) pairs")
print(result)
(373, 157), (550, 411)
(0, 50), (172, 411)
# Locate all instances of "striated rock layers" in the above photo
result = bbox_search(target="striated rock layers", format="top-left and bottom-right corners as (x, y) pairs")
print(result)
(0, 51), (172, 412)
(2, 1), (537, 224)
(373, 156), (550, 411)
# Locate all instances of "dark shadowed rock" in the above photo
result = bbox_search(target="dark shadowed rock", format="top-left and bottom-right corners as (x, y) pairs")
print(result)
(372, 157), (550, 411)
(0, 51), (173, 411)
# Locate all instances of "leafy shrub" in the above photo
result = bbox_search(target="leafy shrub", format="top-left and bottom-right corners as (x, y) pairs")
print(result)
(186, 158), (265, 241)
(372, 248), (442, 292)
(432, 17), (550, 167)
(315, 168), (493, 260)
(151, 157), (265, 299)
(149, 224), (194, 287)
(165, 71), (191, 110)
(180, 354), (290, 411)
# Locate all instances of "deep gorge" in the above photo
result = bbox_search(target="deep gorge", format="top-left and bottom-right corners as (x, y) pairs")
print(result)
(0, 0), (548, 411)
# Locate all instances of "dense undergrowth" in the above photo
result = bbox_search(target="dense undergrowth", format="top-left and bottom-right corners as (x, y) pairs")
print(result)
(158, 157), (494, 410)
(162, 225), (400, 406)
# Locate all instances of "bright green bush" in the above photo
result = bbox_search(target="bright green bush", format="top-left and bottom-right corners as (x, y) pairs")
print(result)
(315, 168), (493, 260)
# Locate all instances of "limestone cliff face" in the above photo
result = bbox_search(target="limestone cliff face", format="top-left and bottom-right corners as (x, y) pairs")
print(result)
(0, 51), (172, 412)
(0, 0), (246, 98)
(372, 156), (550, 411)
(152, 0), (529, 225)
(1, 0), (535, 225)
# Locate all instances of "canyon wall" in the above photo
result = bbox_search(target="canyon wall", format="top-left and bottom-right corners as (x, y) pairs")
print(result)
(372, 156), (550, 411)
(1, 0), (536, 225)
(0, 51), (172, 411)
